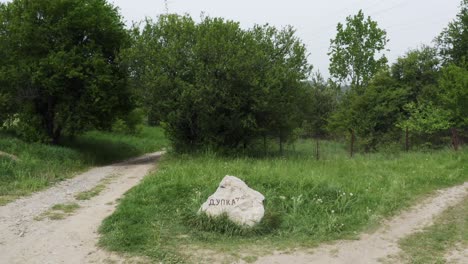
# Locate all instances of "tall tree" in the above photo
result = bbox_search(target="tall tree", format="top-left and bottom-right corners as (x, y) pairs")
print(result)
(328, 70), (408, 150)
(328, 10), (388, 94)
(0, 0), (131, 143)
(127, 15), (311, 152)
(251, 25), (312, 152)
(391, 46), (440, 103)
(436, 0), (468, 67)
(302, 72), (337, 138)
(438, 64), (468, 132)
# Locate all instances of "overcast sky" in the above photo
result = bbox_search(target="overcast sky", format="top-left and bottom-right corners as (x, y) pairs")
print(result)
(1, 0), (462, 78)
(109, 0), (461, 78)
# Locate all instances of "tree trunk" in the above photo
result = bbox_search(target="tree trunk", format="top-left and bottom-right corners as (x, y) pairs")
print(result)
(44, 96), (61, 145)
(451, 127), (459, 151)
(51, 127), (61, 145)
(279, 134), (284, 156)
(405, 127), (409, 152)
(316, 138), (320, 160)
(350, 129), (355, 158)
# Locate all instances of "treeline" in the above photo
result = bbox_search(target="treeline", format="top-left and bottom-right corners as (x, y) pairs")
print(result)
(0, 0), (133, 144)
(0, 0), (466, 153)
(325, 5), (468, 152)
(126, 15), (311, 152)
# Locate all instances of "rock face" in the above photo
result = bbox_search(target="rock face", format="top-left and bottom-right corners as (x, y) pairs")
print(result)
(199, 175), (265, 227)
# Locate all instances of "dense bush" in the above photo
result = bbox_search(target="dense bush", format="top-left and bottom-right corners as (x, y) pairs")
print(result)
(125, 15), (311, 152)
(0, 0), (131, 144)
(112, 108), (145, 135)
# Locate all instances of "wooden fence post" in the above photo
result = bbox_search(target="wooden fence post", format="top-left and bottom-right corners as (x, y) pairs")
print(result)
(405, 127), (409, 152)
(316, 138), (320, 160)
(451, 128), (459, 151)
(279, 135), (284, 156)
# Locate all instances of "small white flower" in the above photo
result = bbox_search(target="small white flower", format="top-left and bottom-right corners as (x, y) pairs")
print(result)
(350, 193), (353, 196)
(279, 196), (286, 200)
(331, 210), (335, 213)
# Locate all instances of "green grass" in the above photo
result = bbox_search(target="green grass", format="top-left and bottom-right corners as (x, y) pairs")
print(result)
(52, 202), (81, 213)
(62, 126), (168, 165)
(75, 183), (107, 201)
(0, 126), (168, 205)
(35, 202), (81, 220)
(396, 196), (467, 264)
(75, 174), (117, 200)
(98, 140), (468, 263)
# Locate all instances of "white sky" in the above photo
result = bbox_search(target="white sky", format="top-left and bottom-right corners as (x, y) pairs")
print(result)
(1, 0), (461, 78)
(109, 0), (460, 78)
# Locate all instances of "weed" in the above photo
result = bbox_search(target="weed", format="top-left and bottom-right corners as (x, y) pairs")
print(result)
(75, 175), (116, 200)
(395, 196), (468, 263)
(35, 202), (80, 221)
(0, 126), (168, 205)
(98, 140), (467, 262)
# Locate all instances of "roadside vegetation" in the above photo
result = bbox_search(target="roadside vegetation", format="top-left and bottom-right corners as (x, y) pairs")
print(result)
(35, 202), (81, 221)
(396, 196), (467, 264)
(75, 175), (116, 201)
(0, 126), (168, 205)
(99, 141), (468, 262)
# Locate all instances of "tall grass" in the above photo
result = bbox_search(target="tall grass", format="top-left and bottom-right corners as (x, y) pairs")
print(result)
(99, 140), (468, 262)
(0, 126), (168, 205)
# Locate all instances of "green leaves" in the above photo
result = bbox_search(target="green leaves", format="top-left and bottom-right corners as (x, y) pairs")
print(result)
(436, 0), (468, 67)
(328, 10), (388, 93)
(0, 0), (131, 143)
(127, 15), (311, 152)
(398, 102), (452, 134)
(438, 64), (468, 128)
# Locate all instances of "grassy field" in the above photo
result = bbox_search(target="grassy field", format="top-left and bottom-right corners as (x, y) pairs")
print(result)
(397, 196), (467, 264)
(98, 140), (468, 263)
(0, 126), (168, 205)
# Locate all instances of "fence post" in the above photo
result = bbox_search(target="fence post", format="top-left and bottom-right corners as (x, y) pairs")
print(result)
(405, 127), (409, 152)
(451, 128), (459, 151)
(316, 138), (320, 160)
(279, 135), (284, 155)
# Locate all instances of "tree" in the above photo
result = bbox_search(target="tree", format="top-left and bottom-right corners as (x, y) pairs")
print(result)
(391, 46), (440, 102)
(328, 70), (408, 150)
(436, 0), (468, 67)
(397, 102), (452, 136)
(302, 72), (337, 138)
(435, 0), (468, 149)
(328, 10), (388, 94)
(438, 64), (468, 128)
(0, 0), (131, 143)
(438, 64), (468, 148)
(127, 15), (311, 152)
(250, 24), (312, 153)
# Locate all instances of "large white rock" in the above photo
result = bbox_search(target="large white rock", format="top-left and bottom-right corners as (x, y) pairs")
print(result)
(199, 175), (265, 227)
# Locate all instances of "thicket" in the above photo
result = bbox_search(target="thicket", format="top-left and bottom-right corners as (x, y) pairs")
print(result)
(0, 0), (132, 144)
(326, 3), (468, 152)
(124, 15), (312, 152)
(0, 0), (466, 153)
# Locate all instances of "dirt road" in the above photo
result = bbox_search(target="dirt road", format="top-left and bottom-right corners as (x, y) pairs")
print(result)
(0, 152), (163, 264)
(0, 152), (466, 264)
(254, 182), (468, 264)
